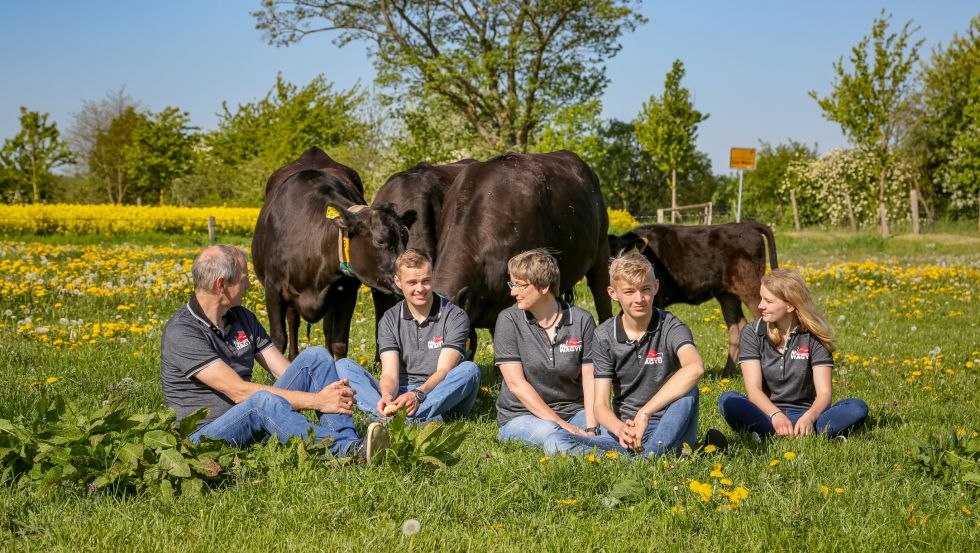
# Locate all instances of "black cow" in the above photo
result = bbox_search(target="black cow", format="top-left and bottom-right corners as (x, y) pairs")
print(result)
(263, 146), (363, 197)
(369, 159), (476, 335)
(433, 150), (613, 334)
(609, 221), (778, 375)
(252, 149), (415, 359)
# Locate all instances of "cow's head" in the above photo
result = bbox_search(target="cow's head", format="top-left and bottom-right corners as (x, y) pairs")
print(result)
(338, 202), (417, 295)
(608, 232), (647, 257)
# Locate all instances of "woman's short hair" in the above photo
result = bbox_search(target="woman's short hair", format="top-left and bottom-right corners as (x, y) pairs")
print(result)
(609, 253), (655, 286)
(507, 248), (560, 294)
(192, 245), (248, 292)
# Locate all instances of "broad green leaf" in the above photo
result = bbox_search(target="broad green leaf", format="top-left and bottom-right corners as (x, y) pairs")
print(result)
(144, 430), (177, 450)
(157, 449), (191, 478)
(177, 409), (209, 438)
(117, 442), (145, 467)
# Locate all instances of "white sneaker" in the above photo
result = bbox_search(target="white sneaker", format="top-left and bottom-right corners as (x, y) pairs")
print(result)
(365, 422), (390, 465)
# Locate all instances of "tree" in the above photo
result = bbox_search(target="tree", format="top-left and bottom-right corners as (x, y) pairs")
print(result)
(916, 14), (980, 216)
(634, 59), (709, 222)
(126, 107), (198, 205)
(591, 119), (663, 215)
(532, 99), (606, 167)
(209, 73), (370, 181)
(90, 106), (144, 204)
(253, 0), (645, 152)
(0, 107), (74, 203)
(809, 11), (923, 236)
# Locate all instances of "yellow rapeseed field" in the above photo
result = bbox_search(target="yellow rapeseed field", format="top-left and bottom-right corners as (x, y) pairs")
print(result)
(0, 204), (260, 235)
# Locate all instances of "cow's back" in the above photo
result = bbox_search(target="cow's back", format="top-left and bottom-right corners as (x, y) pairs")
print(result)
(434, 151), (609, 328)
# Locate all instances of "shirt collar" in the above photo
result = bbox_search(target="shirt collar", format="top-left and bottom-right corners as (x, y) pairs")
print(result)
(614, 309), (662, 344)
(400, 294), (445, 323)
(187, 293), (231, 337)
(521, 300), (572, 328)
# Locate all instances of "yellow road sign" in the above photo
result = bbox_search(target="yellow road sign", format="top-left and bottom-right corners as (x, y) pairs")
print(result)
(730, 147), (756, 169)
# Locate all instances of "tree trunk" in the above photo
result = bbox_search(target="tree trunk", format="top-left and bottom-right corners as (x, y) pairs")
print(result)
(31, 149), (39, 203)
(670, 168), (677, 223)
(878, 168), (890, 237)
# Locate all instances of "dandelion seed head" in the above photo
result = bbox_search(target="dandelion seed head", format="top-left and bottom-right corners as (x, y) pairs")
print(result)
(401, 518), (420, 536)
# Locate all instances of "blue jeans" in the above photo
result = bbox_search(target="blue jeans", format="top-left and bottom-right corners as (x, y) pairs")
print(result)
(543, 387), (700, 457)
(335, 358), (481, 421)
(718, 391), (868, 438)
(190, 347), (360, 456)
(497, 409), (597, 447)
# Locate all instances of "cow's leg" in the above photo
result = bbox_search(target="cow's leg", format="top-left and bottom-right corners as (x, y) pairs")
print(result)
(286, 306), (300, 360)
(264, 283), (289, 355)
(718, 293), (748, 377)
(322, 277), (359, 359)
(587, 243), (613, 322)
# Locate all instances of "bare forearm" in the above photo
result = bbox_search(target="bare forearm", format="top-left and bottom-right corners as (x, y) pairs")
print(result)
(638, 366), (701, 417)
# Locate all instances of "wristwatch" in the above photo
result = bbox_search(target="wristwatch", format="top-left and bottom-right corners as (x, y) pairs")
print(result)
(585, 426), (601, 435)
(413, 389), (427, 402)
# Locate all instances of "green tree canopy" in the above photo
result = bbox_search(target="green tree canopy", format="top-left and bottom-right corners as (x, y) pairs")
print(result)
(809, 10), (923, 236)
(917, 14), (980, 215)
(713, 140), (817, 225)
(91, 106), (144, 204)
(0, 107), (74, 203)
(253, 0), (646, 153)
(592, 118), (662, 214)
(126, 107), (198, 205)
(634, 59), (709, 221)
(532, 99), (606, 167)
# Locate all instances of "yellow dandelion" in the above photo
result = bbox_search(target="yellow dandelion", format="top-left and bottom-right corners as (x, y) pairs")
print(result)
(783, 451), (796, 460)
(703, 444), (718, 454)
(604, 450), (619, 460)
(710, 464), (724, 478)
(962, 506), (972, 516)
(689, 480), (713, 502)
(820, 485), (829, 497)
(720, 477), (733, 486)
(539, 456), (551, 463)
(768, 459), (780, 467)
(45, 376), (58, 384)
(700, 385), (711, 393)
(834, 487), (844, 494)
(585, 453), (600, 464)
(556, 499), (578, 506)
(671, 505), (684, 514)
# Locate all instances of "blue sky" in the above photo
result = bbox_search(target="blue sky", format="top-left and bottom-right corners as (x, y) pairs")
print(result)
(1, 1), (976, 176)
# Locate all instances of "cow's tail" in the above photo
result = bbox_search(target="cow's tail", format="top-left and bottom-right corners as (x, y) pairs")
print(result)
(755, 222), (779, 270)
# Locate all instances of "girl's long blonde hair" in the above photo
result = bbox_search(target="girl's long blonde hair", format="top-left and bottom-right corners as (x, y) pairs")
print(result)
(761, 268), (835, 353)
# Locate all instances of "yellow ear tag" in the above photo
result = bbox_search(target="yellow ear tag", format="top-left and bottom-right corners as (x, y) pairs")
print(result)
(325, 206), (341, 220)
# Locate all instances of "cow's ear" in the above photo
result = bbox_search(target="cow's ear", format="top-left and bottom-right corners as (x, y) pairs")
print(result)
(609, 232), (645, 256)
(400, 209), (417, 230)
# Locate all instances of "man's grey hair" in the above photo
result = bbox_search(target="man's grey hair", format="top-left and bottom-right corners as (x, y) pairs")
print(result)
(192, 245), (248, 292)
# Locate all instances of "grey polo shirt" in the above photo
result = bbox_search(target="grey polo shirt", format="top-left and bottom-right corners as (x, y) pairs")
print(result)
(493, 301), (596, 427)
(377, 295), (469, 386)
(739, 319), (834, 409)
(161, 295), (274, 427)
(593, 309), (695, 421)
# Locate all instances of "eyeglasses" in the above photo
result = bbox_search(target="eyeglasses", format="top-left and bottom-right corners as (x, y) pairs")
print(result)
(506, 281), (530, 291)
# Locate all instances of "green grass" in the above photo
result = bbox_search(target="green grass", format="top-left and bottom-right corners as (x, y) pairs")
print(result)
(1, 229), (978, 551)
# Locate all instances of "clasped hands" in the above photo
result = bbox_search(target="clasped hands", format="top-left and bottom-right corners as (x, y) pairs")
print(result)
(616, 413), (650, 452)
(315, 378), (356, 415)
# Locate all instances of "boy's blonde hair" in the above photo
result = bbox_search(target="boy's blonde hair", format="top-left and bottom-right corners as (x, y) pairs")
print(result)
(396, 249), (432, 272)
(507, 249), (560, 293)
(609, 253), (655, 286)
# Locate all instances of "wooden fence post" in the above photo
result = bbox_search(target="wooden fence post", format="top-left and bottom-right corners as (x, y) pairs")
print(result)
(208, 216), (216, 244)
(657, 208), (664, 223)
(910, 188), (920, 235)
(790, 190), (801, 231)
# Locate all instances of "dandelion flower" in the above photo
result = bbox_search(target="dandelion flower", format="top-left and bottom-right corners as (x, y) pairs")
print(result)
(962, 506), (972, 516)
(820, 485), (829, 497)
(710, 464), (724, 478)
(768, 459), (780, 467)
(834, 487), (844, 494)
(604, 450), (619, 460)
(703, 444), (718, 453)
(689, 480), (713, 502)
(556, 499), (578, 506)
(401, 518), (421, 536)
(782, 451), (796, 460)
(539, 456), (551, 463)
(45, 376), (58, 384)
(720, 478), (733, 486)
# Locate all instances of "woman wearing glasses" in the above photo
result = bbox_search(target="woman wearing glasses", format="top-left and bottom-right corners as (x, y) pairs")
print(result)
(493, 249), (600, 447)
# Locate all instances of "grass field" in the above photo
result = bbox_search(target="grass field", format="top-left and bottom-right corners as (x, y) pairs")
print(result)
(1, 229), (978, 551)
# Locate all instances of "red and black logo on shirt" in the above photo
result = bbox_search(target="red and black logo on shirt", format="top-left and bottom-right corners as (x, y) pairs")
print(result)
(559, 337), (583, 353)
(790, 345), (810, 360)
(428, 335), (443, 349)
(234, 331), (251, 351)
(644, 349), (664, 365)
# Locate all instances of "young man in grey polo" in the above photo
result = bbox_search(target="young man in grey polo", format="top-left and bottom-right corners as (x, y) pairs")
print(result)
(544, 253), (721, 457)
(160, 244), (388, 463)
(337, 249), (480, 421)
